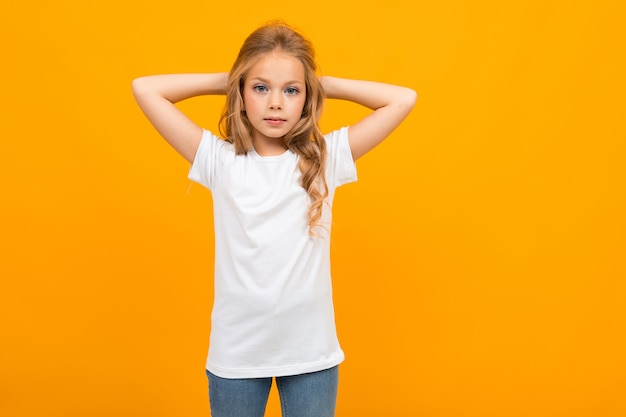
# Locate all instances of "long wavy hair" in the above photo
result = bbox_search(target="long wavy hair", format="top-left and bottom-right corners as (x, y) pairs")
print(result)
(219, 22), (328, 236)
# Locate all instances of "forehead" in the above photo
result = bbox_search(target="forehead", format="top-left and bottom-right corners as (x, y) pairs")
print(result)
(246, 50), (305, 83)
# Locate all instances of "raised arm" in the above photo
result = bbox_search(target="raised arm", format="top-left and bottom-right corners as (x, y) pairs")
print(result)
(131, 73), (229, 163)
(321, 76), (417, 160)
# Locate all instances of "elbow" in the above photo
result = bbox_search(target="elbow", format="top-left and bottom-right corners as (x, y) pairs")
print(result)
(404, 88), (418, 109)
(131, 76), (160, 100)
(131, 77), (147, 98)
(393, 87), (417, 114)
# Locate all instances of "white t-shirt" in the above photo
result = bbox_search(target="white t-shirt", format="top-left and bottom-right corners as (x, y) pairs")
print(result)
(189, 127), (357, 378)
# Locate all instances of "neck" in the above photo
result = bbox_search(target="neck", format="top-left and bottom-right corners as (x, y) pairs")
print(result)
(252, 136), (288, 156)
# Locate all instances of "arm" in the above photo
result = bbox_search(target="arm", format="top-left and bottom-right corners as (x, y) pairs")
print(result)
(131, 73), (229, 163)
(321, 76), (417, 160)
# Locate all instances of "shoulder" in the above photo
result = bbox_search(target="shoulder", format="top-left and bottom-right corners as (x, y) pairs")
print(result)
(323, 127), (358, 187)
(324, 126), (349, 141)
(189, 129), (236, 187)
(195, 129), (236, 161)
(200, 129), (233, 149)
(323, 127), (350, 153)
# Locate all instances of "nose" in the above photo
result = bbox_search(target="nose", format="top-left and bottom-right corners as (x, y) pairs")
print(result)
(269, 91), (283, 110)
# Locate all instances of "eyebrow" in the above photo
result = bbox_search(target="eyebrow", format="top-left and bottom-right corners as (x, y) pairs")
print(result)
(248, 76), (304, 85)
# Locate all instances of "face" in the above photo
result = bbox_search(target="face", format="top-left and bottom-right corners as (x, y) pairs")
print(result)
(242, 50), (307, 151)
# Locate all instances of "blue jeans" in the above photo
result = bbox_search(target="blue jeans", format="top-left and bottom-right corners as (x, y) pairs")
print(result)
(206, 366), (339, 417)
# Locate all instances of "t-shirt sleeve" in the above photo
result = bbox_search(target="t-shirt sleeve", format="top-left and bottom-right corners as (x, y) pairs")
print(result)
(324, 127), (358, 188)
(188, 129), (225, 190)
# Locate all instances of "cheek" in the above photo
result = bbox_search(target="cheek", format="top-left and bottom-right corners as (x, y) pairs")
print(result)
(241, 86), (257, 110)
(294, 95), (306, 111)
(299, 99), (307, 116)
(242, 93), (258, 113)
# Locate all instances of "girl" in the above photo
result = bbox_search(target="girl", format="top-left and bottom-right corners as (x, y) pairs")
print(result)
(132, 22), (416, 417)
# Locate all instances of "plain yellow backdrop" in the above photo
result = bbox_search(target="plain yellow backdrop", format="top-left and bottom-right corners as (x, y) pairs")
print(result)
(2, 1), (625, 416)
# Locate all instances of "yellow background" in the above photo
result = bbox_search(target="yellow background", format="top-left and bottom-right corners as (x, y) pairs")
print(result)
(2, 1), (625, 416)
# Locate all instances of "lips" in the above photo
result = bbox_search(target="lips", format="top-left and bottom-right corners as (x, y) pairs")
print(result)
(264, 117), (286, 126)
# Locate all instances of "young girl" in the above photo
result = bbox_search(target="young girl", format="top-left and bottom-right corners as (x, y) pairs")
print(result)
(132, 22), (416, 417)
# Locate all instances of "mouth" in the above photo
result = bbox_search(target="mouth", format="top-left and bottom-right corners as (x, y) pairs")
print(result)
(264, 117), (287, 126)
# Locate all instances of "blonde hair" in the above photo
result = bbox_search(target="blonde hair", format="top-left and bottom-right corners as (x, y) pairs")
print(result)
(219, 22), (328, 236)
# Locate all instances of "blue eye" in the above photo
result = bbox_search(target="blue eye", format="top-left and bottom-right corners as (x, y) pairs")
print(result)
(285, 87), (299, 95)
(254, 85), (268, 93)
